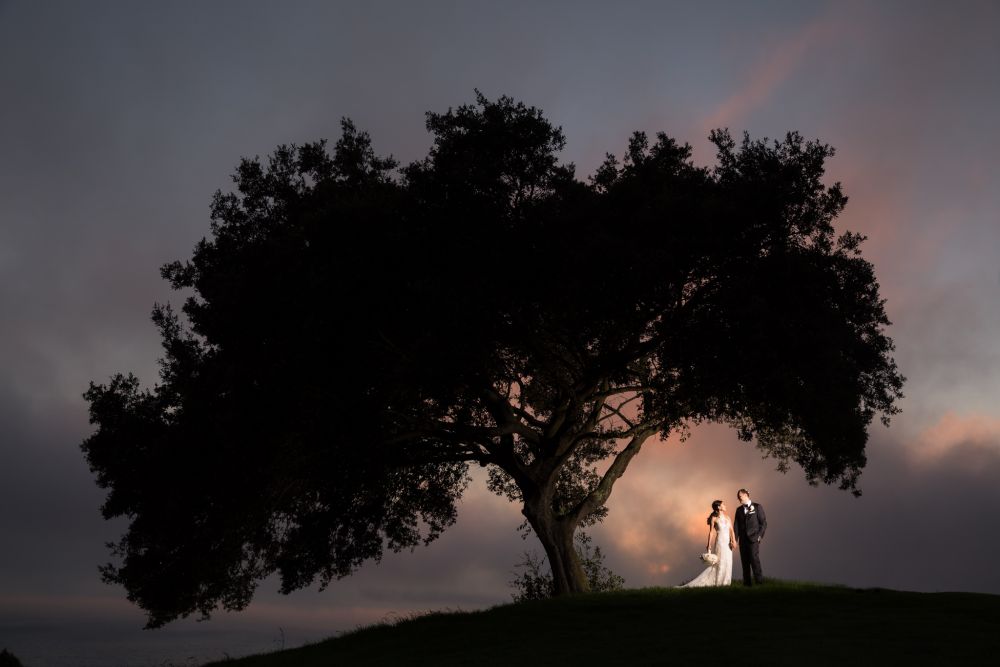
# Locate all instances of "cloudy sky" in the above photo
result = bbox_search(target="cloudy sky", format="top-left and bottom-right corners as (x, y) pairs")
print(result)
(2, 1), (999, 664)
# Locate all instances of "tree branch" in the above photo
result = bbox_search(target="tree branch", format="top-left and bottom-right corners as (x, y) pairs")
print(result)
(385, 421), (513, 448)
(403, 449), (493, 466)
(510, 403), (547, 429)
(554, 381), (607, 458)
(572, 417), (660, 444)
(480, 386), (542, 446)
(544, 395), (573, 441)
(598, 394), (641, 427)
(587, 385), (647, 399)
(567, 425), (660, 525)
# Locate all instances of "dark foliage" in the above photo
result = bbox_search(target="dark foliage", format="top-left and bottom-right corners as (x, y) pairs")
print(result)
(0, 649), (23, 667)
(81, 90), (904, 627)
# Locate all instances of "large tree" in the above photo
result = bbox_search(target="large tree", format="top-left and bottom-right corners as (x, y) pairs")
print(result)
(82, 91), (904, 628)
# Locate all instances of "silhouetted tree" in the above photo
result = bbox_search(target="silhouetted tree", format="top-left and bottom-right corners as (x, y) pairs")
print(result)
(0, 649), (24, 667)
(81, 91), (904, 628)
(509, 531), (624, 602)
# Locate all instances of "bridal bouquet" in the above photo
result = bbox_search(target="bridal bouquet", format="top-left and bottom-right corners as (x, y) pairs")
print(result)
(699, 551), (719, 565)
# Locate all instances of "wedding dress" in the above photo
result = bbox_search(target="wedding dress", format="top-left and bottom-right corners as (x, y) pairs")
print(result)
(678, 516), (733, 587)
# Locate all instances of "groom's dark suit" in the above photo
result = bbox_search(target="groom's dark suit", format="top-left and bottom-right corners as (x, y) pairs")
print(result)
(735, 501), (766, 586)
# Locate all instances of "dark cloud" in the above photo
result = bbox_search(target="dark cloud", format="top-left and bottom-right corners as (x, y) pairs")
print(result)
(756, 433), (1000, 594)
(2, 1), (1000, 664)
(0, 381), (121, 597)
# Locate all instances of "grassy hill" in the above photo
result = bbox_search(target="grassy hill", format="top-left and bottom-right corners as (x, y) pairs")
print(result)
(203, 581), (1000, 666)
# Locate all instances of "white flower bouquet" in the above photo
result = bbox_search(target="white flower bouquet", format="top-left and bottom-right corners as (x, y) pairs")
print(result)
(699, 551), (719, 565)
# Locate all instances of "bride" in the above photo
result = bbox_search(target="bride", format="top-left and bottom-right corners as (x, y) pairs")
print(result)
(678, 500), (735, 587)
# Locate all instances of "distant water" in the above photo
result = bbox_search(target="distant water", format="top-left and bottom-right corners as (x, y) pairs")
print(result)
(0, 618), (329, 667)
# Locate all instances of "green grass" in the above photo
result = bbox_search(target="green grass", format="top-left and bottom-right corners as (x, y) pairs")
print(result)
(203, 580), (1000, 666)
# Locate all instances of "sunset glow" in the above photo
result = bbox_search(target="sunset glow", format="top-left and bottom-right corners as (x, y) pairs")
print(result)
(2, 2), (999, 664)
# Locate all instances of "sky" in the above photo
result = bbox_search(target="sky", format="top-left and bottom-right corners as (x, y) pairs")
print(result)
(1, 0), (999, 664)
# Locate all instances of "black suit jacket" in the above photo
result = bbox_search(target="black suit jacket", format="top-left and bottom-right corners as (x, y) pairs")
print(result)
(735, 502), (767, 544)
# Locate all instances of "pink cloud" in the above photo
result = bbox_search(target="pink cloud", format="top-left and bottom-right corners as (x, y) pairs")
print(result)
(909, 410), (1000, 465)
(590, 422), (780, 585)
(700, 14), (844, 133)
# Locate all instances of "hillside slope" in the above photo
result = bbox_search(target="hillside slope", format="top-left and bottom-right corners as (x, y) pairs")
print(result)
(204, 581), (1000, 666)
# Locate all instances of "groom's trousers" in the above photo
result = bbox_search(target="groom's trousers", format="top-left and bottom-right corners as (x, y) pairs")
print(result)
(739, 539), (763, 586)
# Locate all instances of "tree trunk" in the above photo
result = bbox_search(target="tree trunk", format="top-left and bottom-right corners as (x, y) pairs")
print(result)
(523, 496), (589, 596)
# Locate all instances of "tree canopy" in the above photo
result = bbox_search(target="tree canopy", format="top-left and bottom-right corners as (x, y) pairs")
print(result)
(81, 91), (904, 628)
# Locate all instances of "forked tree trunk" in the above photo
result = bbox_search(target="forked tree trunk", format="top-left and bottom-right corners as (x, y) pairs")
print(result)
(522, 495), (589, 595)
(517, 429), (656, 595)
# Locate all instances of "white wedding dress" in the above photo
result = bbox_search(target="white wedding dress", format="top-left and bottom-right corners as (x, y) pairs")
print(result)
(678, 516), (733, 588)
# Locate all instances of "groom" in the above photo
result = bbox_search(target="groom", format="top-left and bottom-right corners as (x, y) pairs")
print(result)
(734, 488), (766, 586)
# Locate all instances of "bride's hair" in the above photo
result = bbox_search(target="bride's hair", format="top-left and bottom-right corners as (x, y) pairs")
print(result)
(707, 499), (723, 525)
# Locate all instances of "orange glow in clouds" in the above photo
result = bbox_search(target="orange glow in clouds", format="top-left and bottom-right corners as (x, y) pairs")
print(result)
(591, 422), (775, 584)
(911, 410), (1000, 464)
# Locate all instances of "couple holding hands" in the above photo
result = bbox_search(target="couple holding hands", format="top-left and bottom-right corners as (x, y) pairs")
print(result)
(679, 488), (766, 588)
